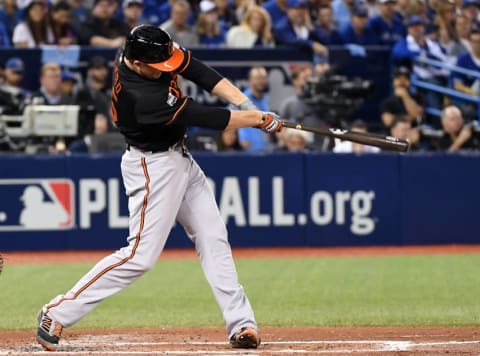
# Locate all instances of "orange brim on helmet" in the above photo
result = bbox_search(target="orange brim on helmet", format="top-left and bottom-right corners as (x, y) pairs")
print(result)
(146, 43), (184, 72)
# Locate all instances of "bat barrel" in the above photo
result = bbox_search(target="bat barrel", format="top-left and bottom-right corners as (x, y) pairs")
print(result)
(281, 121), (410, 152)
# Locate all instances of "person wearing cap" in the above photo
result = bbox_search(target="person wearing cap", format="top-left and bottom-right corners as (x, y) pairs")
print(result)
(12, 0), (55, 47)
(380, 65), (423, 128)
(273, 0), (329, 61)
(121, 0), (145, 30)
(160, 0), (199, 46)
(77, 0), (129, 47)
(3, 57), (31, 97)
(392, 14), (448, 110)
(196, 0), (226, 46)
(35, 24), (280, 352)
(0, 57), (30, 117)
(453, 28), (480, 99)
(434, 10), (471, 62)
(59, 70), (78, 99)
(337, 4), (379, 45)
(226, 5), (275, 48)
(74, 56), (112, 132)
(368, 0), (406, 46)
(463, 0), (480, 27)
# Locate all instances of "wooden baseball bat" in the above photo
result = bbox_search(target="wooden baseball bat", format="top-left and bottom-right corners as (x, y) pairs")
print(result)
(282, 121), (410, 152)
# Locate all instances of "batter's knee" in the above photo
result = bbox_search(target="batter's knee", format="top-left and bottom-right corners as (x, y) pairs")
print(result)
(128, 254), (158, 272)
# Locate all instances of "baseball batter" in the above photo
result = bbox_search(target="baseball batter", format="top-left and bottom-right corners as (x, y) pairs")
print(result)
(36, 24), (282, 352)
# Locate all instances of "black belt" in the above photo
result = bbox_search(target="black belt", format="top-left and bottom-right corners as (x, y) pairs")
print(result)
(126, 137), (189, 156)
(126, 143), (171, 153)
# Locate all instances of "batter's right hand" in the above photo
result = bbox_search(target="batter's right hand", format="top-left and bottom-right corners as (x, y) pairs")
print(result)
(258, 112), (283, 133)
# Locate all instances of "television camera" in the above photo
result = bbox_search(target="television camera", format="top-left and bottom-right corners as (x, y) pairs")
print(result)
(300, 71), (375, 127)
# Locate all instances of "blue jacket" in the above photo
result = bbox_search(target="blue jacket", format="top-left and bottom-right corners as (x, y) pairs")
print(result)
(263, 0), (287, 24)
(337, 24), (380, 45)
(0, 22), (10, 48)
(454, 52), (480, 87)
(368, 15), (406, 46)
(311, 26), (343, 45)
(274, 17), (314, 50)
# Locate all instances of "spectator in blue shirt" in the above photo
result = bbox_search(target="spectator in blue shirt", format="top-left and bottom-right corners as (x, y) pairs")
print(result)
(0, 22), (11, 47)
(331, 0), (355, 30)
(392, 15), (449, 109)
(142, 0), (166, 25)
(311, 4), (342, 45)
(67, 0), (89, 30)
(453, 28), (480, 97)
(368, 0), (406, 46)
(2, 57), (31, 98)
(237, 66), (272, 152)
(215, 0), (238, 32)
(337, 5), (379, 45)
(145, 0), (197, 26)
(196, 0), (226, 47)
(274, 0), (328, 62)
(392, 15), (448, 78)
(263, 0), (288, 24)
(0, 0), (19, 40)
(393, 0), (409, 23)
(463, 0), (480, 28)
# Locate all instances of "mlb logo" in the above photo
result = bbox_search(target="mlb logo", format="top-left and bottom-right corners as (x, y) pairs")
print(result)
(0, 179), (74, 231)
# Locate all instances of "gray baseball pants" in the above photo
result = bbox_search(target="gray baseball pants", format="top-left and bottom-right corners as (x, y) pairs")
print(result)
(44, 146), (257, 338)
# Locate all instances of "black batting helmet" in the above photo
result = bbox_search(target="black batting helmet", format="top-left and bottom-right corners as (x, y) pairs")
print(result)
(124, 24), (184, 72)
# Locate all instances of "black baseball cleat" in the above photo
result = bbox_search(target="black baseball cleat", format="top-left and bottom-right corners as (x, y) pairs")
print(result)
(36, 308), (63, 351)
(230, 327), (261, 349)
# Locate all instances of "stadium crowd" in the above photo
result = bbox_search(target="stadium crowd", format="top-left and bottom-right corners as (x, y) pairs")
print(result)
(0, 0), (480, 153)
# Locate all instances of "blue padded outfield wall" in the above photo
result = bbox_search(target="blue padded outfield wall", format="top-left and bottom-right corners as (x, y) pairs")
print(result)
(0, 152), (479, 251)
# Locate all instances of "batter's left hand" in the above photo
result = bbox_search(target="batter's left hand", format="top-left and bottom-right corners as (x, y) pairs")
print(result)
(258, 112), (283, 133)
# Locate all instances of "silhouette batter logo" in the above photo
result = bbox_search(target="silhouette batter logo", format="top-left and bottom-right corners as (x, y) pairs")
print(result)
(0, 179), (74, 231)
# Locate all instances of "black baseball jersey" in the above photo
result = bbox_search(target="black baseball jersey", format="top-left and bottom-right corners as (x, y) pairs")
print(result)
(111, 47), (231, 151)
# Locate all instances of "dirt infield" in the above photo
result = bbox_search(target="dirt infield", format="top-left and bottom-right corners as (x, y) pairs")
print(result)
(1, 245), (479, 355)
(1, 327), (479, 355)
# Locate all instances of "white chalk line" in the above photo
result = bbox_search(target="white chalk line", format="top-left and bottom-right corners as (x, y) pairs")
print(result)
(1, 339), (480, 355)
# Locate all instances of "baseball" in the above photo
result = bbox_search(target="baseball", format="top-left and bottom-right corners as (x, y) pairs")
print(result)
(296, 124), (301, 129)
(0, 212), (6, 222)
